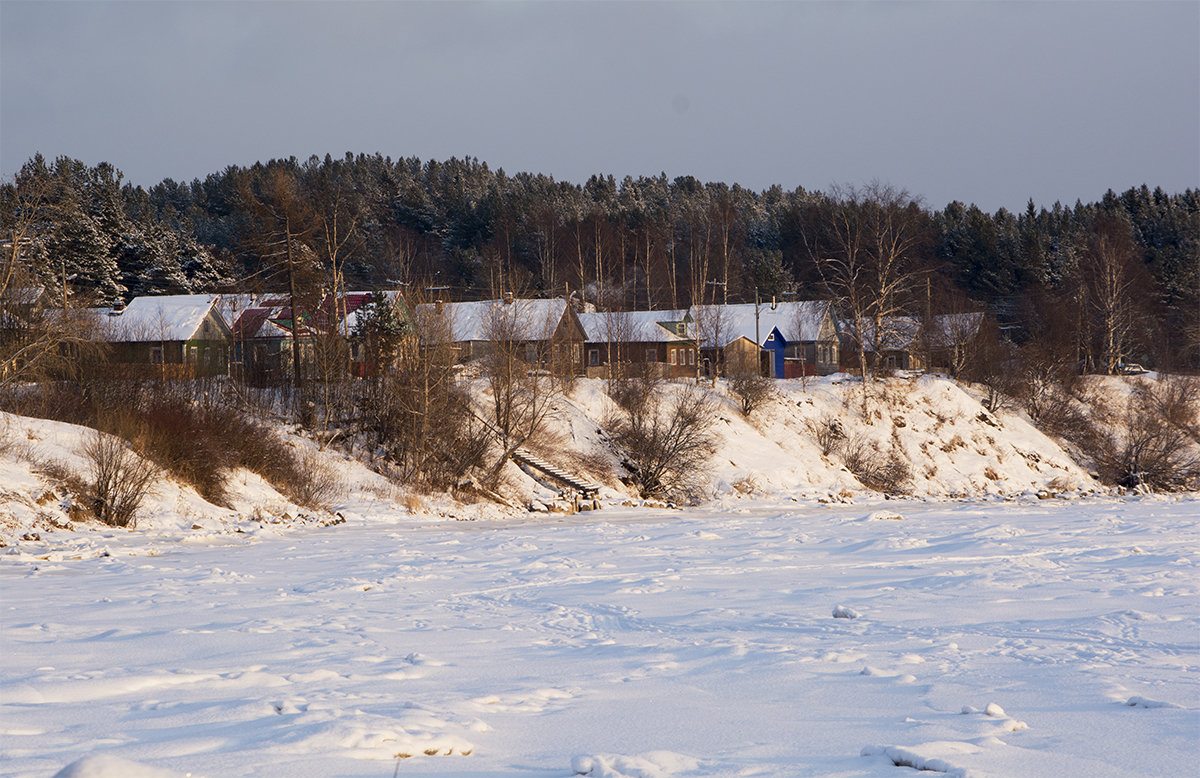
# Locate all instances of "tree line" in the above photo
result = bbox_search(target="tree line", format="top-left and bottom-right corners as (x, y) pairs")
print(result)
(4, 152), (1198, 370)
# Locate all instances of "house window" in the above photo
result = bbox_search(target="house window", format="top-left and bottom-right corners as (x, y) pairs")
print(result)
(572, 343), (581, 361)
(766, 332), (775, 342)
(646, 348), (657, 362)
(688, 349), (695, 365)
(150, 347), (163, 365)
(589, 349), (600, 367)
(188, 346), (197, 363)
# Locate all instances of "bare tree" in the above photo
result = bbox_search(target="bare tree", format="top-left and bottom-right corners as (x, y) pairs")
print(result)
(805, 183), (930, 414)
(236, 167), (320, 421)
(1085, 377), (1200, 491)
(477, 300), (560, 486)
(727, 364), (774, 416)
(1080, 217), (1144, 375)
(1, 169), (109, 388)
(81, 428), (158, 527)
(691, 303), (733, 383)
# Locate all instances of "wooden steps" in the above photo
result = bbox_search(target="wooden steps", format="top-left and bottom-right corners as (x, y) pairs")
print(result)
(512, 448), (601, 500)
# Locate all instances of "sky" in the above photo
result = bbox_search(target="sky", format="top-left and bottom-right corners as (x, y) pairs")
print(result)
(1, 0), (1197, 212)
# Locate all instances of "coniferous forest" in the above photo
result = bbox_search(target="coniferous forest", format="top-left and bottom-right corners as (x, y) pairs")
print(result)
(4, 152), (1198, 370)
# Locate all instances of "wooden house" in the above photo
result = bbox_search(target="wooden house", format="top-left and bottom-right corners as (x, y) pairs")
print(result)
(99, 294), (232, 379)
(689, 301), (840, 378)
(413, 296), (585, 373)
(577, 309), (697, 379)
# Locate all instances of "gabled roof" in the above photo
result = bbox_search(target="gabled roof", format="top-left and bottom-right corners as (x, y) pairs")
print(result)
(214, 293), (259, 325)
(929, 312), (985, 347)
(99, 294), (223, 342)
(689, 301), (834, 348)
(338, 290), (406, 333)
(577, 311), (690, 343)
(232, 307), (294, 340)
(414, 298), (568, 343)
(845, 313), (984, 353)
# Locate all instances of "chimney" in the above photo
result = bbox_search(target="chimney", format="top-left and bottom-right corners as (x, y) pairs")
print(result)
(435, 299), (444, 312)
(108, 299), (126, 315)
(503, 291), (514, 305)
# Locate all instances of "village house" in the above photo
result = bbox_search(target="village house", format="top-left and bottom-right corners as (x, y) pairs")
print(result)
(577, 309), (697, 379)
(229, 299), (306, 384)
(413, 295), (586, 373)
(841, 313), (986, 375)
(689, 301), (841, 378)
(98, 294), (232, 379)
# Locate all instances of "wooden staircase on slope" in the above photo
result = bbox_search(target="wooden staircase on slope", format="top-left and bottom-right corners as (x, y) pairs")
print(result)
(511, 448), (602, 503)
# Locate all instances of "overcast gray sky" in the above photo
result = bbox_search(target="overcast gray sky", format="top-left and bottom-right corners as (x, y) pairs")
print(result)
(2, 0), (1197, 211)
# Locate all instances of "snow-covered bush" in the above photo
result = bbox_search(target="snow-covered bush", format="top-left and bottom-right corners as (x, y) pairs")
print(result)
(727, 369), (775, 416)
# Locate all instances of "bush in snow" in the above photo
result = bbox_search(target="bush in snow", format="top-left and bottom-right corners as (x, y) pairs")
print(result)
(727, 367), (776, 417)
(805, 412), (846, 457)
(1082, 376), (1200, 491)
(284, 447), (341, 510)
(81, 428), (157, 527)
(838, 434), (912, 495)
(606, 381), (717, 500)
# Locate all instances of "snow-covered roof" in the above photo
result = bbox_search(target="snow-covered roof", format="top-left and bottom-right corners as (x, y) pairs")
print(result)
(930, 312), (985, 347)
(689, 301), (833, 348)
(844, 313), (984, 352)
(100, 295), (222, 342)
(414, 298), (568, 343)
(213, 294), (258, 325)
(1, 285), (47, 304)
(339, 290), (405, 333)
(577, 311), (690, 343)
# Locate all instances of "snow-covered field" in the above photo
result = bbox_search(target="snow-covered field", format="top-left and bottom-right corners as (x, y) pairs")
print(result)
(3, 495), (1197, 777)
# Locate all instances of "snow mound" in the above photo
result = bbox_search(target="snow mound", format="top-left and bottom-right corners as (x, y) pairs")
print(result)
(861, 743), (970, 776)
(1126, 695), (1183, 709)
(52, 754), (185, 778)
(572, 751), (703, 777)
(832, 604), (861, 619)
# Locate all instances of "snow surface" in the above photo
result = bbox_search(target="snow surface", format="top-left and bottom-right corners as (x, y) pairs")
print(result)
(2, 496), (1197, 777)
(1, 375), (1197, 776)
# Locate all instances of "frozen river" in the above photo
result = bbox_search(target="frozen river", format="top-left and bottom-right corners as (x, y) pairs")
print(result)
(2, 497), (1197, 777)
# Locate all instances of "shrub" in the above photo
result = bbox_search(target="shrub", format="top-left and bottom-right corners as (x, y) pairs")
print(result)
(838, 434), (912, 494)
(805, 412), (845, 457)
(606, 384), (717, 499)
(283, 448), (341, 510)
(727, 370), (775, 416)
(81, 429), (157, 527)
(1084, 378), (1200, 491)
